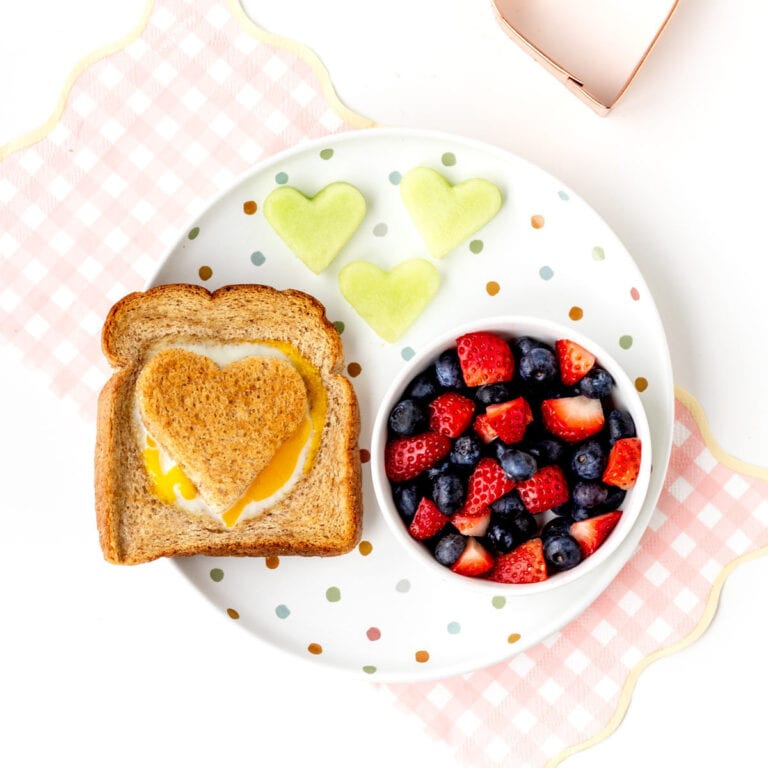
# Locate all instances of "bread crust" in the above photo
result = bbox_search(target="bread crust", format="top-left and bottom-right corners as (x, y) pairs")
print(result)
(95, 283), (363, 564)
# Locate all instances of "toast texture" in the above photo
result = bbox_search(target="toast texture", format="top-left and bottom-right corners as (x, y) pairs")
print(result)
(95, 283), (363, 564)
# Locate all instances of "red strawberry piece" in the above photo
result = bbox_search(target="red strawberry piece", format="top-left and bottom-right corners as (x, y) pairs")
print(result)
(487, 538), (548, 583)
(451, 508), (491, 537)
(555, 339), (596, 385)
(456, 331), (514, 387)
(473, 413), (499, 444)
(408, 498), (449, 540)
(602, 437), (642, 490)
(385, 432), (451, 482)
(516, 465), (569, 514)
(485, 397), (533, 444)
(460, 457), (516, 516)
(570, 510), (623, 557)
(541, 395), (605, 442)
(450, 537), (495, 576)
(428, 391), (476, 438)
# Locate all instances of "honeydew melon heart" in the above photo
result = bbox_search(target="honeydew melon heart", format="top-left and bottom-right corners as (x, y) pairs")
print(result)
(400, 167), (502, 259)
(263, 181), (366, 274)
(338, 259), (440, 342)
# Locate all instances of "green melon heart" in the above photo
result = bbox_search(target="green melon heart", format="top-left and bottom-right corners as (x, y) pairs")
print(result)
(263, 182), (366, 273)
(400, 167), (502, 259)
(338, 259), (441, 342)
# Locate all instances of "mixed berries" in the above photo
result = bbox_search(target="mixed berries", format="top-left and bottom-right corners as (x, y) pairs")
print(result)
(384, 331), (643, 584)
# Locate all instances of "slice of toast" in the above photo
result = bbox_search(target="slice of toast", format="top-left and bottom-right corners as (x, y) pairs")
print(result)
(95, 283), (363, 564)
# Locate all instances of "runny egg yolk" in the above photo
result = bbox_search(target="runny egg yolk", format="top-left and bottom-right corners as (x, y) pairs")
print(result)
(142, 341), (327, 527)
(143, 435), (197, 503)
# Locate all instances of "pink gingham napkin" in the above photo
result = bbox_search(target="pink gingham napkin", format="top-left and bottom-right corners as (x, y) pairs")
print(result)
(0, 0), (356, 414)
(2, 2), (766, 766)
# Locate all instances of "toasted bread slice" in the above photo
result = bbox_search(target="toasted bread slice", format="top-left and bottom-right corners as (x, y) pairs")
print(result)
(95, 283), (363, 564)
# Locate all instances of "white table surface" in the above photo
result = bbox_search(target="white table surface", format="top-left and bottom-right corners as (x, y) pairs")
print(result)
(2, 1), (767, 766)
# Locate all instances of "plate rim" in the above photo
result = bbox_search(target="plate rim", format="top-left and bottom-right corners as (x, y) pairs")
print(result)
(147, 126), (675, 682)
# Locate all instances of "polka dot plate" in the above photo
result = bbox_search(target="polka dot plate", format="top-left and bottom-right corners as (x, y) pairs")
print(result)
(150, 128), (674, 681)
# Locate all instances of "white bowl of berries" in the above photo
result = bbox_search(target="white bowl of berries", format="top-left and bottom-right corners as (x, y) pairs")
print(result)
(370, 316), (652, 594)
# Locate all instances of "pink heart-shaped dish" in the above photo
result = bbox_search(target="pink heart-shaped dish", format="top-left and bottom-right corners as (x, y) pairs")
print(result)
(492, 0), (680, 114)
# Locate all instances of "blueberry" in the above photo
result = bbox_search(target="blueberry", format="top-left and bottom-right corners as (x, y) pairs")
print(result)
(513, 336), (547, 356)
(571, 440), (607, 480)
(393, 483), (422, 524)
(541, 516), (572, 541)
(603, 486), (627, 511)
(572, 481), (610, 509)
(426, 458), (451, 480)
(450, 434), (483, 467)
(435, 349), (464, 388)
(571, 506), (594, 521)
(485, 521), (517, 554)
(431, 473), (466, 515)
(543, 533), (583, 572)
(499, 448), (537, 481)
(475, 382), (514, 405)
(507, 509), (538, 541)
(607, 409), (636, 443)
(576, 367), (614, 399)
(492, 439), (510, 462)
(406, 369), (439, 401)
(434, 533), (467, 567)
(490, 490), (526, 519)
(526, 438), (566, 465)
(388, 399), (427, 436)
(518, 347), (558, 385)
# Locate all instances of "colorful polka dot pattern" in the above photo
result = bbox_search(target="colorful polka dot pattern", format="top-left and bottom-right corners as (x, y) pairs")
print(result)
(358, 540), (373, 556)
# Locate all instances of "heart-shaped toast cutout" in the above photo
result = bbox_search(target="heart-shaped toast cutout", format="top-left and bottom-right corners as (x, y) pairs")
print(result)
(400, 167), (502, 259)
(137, 349), (308, 513)
(338, 258), (440, 342)
(263, 181), (366, 273)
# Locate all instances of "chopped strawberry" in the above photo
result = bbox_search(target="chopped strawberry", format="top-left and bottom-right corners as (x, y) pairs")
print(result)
(473, 413), (499, 443)
(602, 437), (642, 489)
(555, 339), (596, 385)
(451, 508), (491, 537)
(451, 537), (495, 576)
(428, 392), (476, 438)
(570, 510), (622, 556)
(408, 498), (449, 540)
(485, 397), (533, 444)
(460, 457), (516, 516)
(516, 465), (569, 514)
(456, 331), (514, 387)
(385, 432), (451, 482)
(541, 395), (604, 442)
(487, 538), (547, 583)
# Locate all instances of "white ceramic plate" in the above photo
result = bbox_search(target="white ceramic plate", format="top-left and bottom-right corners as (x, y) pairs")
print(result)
(150, 128), (674, 682)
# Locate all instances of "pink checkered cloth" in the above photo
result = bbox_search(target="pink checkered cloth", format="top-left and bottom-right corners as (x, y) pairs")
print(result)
(2, 2), (765, 766)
